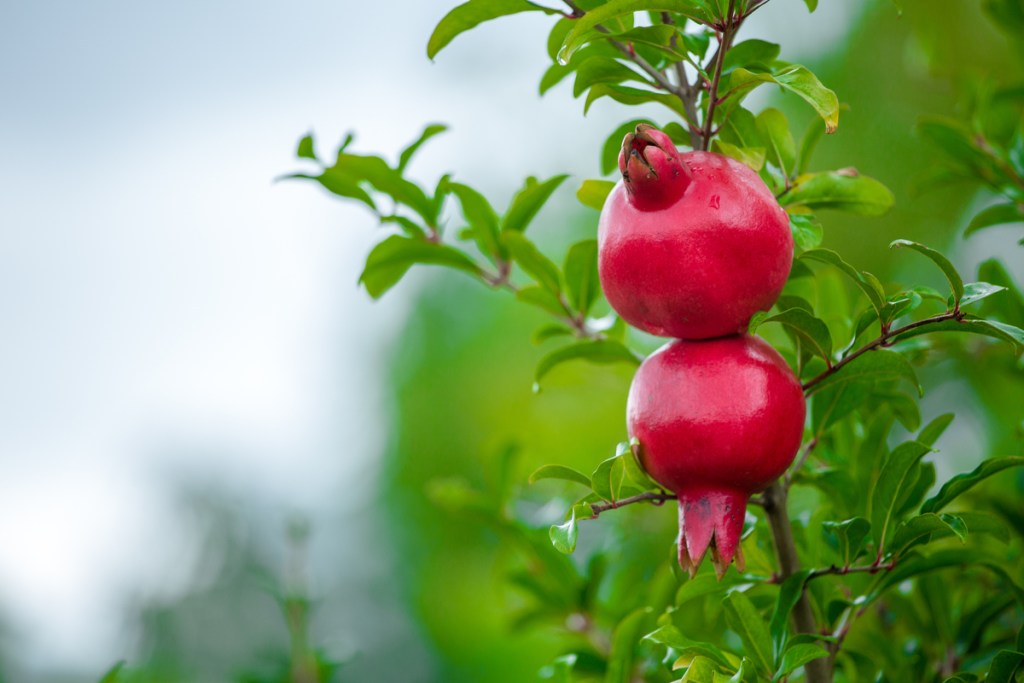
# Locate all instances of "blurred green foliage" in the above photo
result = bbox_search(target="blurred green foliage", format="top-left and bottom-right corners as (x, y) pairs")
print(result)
(64, 0), (1024, 681)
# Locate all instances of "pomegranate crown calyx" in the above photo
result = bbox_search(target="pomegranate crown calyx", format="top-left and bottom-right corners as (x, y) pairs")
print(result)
(617, 124), (692, 211)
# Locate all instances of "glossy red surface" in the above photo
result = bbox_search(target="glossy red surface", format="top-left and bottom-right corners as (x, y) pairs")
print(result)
(598, 150), (793, 339)
(626, 335), (805, 574)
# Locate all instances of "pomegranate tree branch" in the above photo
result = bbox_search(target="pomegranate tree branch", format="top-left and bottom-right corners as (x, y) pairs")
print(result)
(586, 491), (674, 517)
(801, 309), (966, 393)
(762, 482), (831, 683)
(807, 561), (896, 581)
(483, 263), (610, 343)
(700, 0), (739, 151)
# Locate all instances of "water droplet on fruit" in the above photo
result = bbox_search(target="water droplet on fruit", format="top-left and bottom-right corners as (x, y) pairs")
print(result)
(709, 195), (720, 209)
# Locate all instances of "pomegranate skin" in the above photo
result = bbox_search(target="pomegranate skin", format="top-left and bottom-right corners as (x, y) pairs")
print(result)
(598, 149), (793, 339)
(627, 335), (805, 576)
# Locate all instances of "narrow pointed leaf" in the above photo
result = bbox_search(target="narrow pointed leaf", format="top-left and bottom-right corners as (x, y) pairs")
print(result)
(428, 0), (555, 59)
(921, 456), (1024, 513)
(529, 464), (593, 487)
(535, 340), (641, 386)
(890, 239), (964, 305)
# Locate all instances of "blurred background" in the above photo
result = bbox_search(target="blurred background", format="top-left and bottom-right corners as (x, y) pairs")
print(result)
(0, 0), (1021, 681)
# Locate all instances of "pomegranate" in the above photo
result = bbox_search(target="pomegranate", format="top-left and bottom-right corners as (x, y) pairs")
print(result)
(598, 124), (793, 339)
(627, 335), (805, 578)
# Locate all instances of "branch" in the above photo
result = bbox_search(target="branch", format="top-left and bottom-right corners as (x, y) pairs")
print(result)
(587, 491), (674, 517)
(662, 12), (703, 150)
(700, 1), (739, 151)
(807, 561), (896, 581)
(801, 309), (966, 393)
(762, 482), (831, 683)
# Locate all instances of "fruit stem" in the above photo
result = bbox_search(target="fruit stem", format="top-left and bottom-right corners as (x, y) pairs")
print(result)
(763, 482), (832, 683)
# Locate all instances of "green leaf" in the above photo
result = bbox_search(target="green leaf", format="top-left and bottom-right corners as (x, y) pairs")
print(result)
(606, 608), (652, 683)
(359, 235), (483, 298)
(774, 644), (828, 680)
(644, 625), (735, 668)
(577, 179), (616, 211)
(788, 213), (823, 250)
(761, 308), (833, 361)
(918, 413), (954, 448)
(296, 133), (317, 160)
(529, 464), (593, 487)
(573, 57), (647, 97)
(427, 0), (555, 59)
(965, 202), (1024, 236)
(890, 239), (964, 306)
(617, 439), (659, 490)
(398, 124), (447, 172)
(806, 349), (920, 398)
(558, 0), (714, 64)
(723, 591), (773, 676)
(889, 513), (967, 555)
(891, 316), (1024, 349)
(782, 170), (895, 216)
(534, 340), (641, 387)
(99, 661), (126, 683)
(718, 106), (766, 152)
(449, 182), (502, 259)
(796, 122), (825, 175)
(986, 650), (1024, 683)
(769, 570), (811, 659)
(564, 239), (600, 315)
(585, 83), (688, 119)
(284, 171), (376, 211)
(332, 152), (437, 223)
(802, 0), (819, 10)
(822, 517), (871, 566)
(921, 456), (1024, 513)
(533, 323), (573, 344)
(726, 66), (839, 133)
(799, 249), (887, 314)
(550, 509), (579, 554)
(722, 39), (780, 73)
(591, 454), (627, 503)
(503, 232), (562, 295)
(381, 214), (427, 238)
(711, 140), (766, 172)
(502, 175), (569, 233)
(517, 285), (566, 316)
(957, 281), (1007, 307)
(756, 109), (796, 176)
(870, 440), (933, 551)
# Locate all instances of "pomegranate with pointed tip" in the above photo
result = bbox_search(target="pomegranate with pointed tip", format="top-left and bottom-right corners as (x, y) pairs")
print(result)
(598, 124), (793, 339)
(627, 335), (805, 578)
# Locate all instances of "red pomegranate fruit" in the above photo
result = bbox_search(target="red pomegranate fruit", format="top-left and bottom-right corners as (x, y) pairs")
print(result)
(598, 124), (793, 339)
(627, 335), (805, 578)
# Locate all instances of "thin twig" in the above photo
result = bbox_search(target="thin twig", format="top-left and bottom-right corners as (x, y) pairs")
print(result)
(587, 491), (674, 517)
(784, 436), (818, 490)
(802, 309), (965, 393)
(807, 561), (897, 581)
(700, 0), (738, 151)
